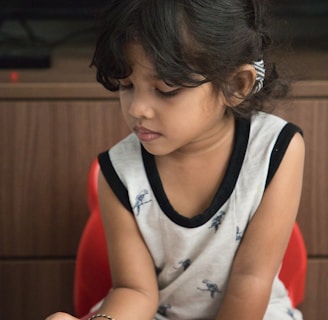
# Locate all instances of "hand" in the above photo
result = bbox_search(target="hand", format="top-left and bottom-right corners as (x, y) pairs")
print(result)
(45, 312), (79, 320)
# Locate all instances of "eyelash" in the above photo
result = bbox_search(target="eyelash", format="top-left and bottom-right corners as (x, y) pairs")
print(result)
(156, 88), (180, 98)
(118, 83), (180, 98)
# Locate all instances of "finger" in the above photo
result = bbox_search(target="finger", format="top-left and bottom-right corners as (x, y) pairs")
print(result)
(45, 312), (78, 320)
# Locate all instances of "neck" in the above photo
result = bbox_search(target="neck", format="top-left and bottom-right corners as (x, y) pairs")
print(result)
(156, 113), (235, 171)
(176, 113), (234, 158)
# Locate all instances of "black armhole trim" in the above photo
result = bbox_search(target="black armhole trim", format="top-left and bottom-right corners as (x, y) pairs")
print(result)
(98, 151), (133, 213)
(265, 123), (303, 188)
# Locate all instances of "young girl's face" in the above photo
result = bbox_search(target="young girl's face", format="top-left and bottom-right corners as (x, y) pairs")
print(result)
(119, 43), (232, 157)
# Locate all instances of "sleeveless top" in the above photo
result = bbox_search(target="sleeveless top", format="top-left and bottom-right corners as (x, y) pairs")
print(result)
(98, 112), (303, 320)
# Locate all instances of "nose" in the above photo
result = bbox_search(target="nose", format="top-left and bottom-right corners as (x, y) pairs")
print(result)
(128, 92), (155, 119)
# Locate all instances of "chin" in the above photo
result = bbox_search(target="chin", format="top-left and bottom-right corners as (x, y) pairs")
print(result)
(141, 143), (174, 157)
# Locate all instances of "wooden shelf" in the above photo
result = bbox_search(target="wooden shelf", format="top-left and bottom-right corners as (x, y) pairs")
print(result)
(1, 45), (328, 99)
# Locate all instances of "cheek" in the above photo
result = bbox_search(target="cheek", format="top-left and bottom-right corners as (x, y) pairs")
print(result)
(119, 96), (133, 126)
(119, 92), (128, 107)
(119, 92), (132, 112)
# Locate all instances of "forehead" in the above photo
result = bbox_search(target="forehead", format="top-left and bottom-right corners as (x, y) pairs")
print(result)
(124, 42), (160, 80)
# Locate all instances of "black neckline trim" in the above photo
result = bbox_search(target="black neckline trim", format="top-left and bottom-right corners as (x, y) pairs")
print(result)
(98, 152), (133, 212)
(142, 117), (250, 228)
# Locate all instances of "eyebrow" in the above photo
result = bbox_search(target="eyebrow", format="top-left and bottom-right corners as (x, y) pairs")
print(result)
(143, 67), (162, 81)
(143, 71), (168, 83)
(152, 74), (162, 81)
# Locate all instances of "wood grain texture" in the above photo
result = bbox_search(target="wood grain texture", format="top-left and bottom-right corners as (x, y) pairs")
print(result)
(0, 260), (75, 319)
(275, 99), (328, 255)
(0, 100), (129, 256)
(299, 259), (328, 319)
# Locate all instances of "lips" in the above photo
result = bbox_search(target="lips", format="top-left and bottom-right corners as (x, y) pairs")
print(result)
(134, 126), (162, 142)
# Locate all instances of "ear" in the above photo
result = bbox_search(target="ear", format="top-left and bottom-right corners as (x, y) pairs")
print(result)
(226, 64), (256, 107)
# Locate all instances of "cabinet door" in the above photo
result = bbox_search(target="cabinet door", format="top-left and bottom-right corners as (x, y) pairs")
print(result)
(275, 99), (328, 319)
(300, 259), (328, 319)
(0, 99), (129, 256)
(275, 99), (328, 254)
(0, 260), (75, 319)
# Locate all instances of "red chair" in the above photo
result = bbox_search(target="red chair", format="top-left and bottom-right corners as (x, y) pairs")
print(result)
(74, 159), (307, 318)
(74, 159), (111, 318)
(279, 222), (307, 307)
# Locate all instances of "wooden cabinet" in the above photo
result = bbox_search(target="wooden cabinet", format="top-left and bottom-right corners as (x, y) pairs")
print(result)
(0, 100), (129, 257)
(275, 97), (328, 255)
(0, 46), (327, 319)
(0, 98), (129, 319)
(274, 97), (328, 319)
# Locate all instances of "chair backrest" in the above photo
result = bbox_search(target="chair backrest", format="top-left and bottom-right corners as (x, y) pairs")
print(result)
(74, 159), (307, 317)
(74, 159), (112, 318)
(278, 222), (307, 307)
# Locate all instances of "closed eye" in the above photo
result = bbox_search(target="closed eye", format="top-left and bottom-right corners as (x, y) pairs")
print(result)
(118, 81), (181, 98)
(155, 88), (181, 98)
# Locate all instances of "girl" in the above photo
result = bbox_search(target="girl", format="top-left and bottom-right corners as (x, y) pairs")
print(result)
(48, 0), (305, 319)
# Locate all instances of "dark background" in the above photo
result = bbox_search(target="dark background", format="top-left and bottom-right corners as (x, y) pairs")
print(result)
(0, 0), (327, 53)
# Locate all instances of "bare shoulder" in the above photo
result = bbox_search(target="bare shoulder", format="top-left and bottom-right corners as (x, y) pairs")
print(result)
(283, 131), (305, 163)
(268, 130), (305, 201)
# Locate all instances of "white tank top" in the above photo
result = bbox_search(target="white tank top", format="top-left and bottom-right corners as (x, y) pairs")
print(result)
(99, 112), (302, 320)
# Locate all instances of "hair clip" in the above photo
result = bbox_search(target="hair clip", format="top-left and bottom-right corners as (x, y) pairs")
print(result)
(252, 59), (265, 93)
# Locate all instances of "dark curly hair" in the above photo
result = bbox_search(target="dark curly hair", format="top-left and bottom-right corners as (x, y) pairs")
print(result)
(91, 0), (289, 118)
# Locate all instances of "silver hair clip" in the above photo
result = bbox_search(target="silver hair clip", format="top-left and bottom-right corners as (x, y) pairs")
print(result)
(252, 59), (265, 94)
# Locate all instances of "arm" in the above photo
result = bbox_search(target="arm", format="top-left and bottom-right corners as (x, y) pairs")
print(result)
(216, 133), (305, 320)
(45, 170), (158, 320)
(95, 171), (159, 320)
